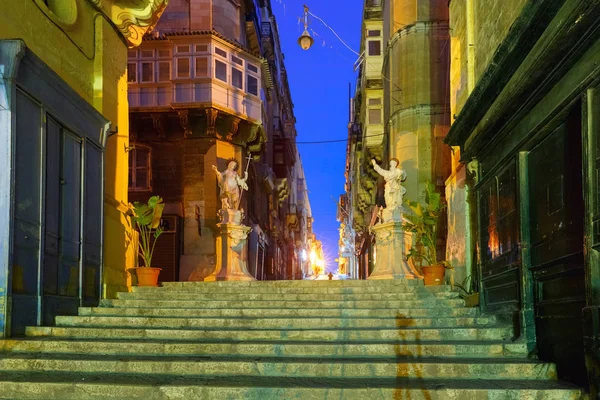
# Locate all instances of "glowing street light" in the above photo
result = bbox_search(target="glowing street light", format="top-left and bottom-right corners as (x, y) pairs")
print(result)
(298, 5), (314, 50)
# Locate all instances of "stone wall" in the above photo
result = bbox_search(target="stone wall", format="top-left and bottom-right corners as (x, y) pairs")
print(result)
(446, 0), (526, 274)
(155, 0), (240, 39)
(155, 0), (192, 32)
(473, 0), (528, 82)
(212, 0), (241, 42)
(449, 0), (528, 117)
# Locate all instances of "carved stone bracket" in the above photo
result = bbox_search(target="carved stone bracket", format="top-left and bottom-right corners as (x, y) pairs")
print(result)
(206, 108), (219, 136)
(246, 124), (267, 155)
(177, 110), (192, 138)
(467, 159), (479, 184)
(151, 113), (166, 140)
(228, 117), (241, 141)
(275, 178), (290, 202)
(89, 0), (169, 48)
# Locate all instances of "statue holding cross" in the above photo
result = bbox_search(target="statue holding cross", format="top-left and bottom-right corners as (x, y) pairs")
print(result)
(212, 155), (252, 224)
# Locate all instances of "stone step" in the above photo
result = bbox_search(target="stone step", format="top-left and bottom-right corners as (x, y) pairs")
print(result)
(25, 325), (512, 342)
(99, 298), (465, 309)
(77, 306), (482, 319)
(0, 339), (529, 358)
(54, 315), (496, 330)
(161, 279), (427, 288)
(0, 354), (557, 380)
(0, 372), (583, 400)
(131, 285), (451, 294)
(117, 291), (460, 301)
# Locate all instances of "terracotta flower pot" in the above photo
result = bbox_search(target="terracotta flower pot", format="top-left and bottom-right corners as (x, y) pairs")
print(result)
(134, 267), (161, 287)
(421, 264), (446, 286)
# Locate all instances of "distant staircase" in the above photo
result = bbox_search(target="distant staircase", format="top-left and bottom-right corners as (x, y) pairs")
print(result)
(0, 280), (584, 399)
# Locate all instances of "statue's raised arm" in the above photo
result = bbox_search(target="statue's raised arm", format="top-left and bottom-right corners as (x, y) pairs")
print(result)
(212, 165), (223, 186)
(371, 159), (390, 179)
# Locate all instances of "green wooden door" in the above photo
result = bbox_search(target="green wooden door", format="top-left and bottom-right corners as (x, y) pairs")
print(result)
(528, 105), (586, 385)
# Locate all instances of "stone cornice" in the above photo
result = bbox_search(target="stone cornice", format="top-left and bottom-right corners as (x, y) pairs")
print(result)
(88, 0), (169, 48)
(443, 0), (600, 160)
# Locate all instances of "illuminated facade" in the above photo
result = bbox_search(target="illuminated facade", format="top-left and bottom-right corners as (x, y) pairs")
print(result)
(343, 0), (450, 279)
(127, 0), (313, 282)
(0, 0), (166, 337)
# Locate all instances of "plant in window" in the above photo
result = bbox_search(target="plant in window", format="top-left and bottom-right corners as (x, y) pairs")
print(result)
(402, 181), (453, 285)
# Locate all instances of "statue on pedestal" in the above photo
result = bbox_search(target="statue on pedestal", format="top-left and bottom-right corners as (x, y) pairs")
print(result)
(205, 156), (255, 281)
(368, 158), (422, 281)
(212, 159), (249, 224)
(371, 158), (407, 211)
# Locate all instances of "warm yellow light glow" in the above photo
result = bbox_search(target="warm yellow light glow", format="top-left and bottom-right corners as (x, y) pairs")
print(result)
(298, 30), (314, 50)
(309, 249), (317, 264)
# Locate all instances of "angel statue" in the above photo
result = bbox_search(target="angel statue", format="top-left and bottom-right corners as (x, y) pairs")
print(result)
(212, 159), (249, 211)
(371, 158), (407, 210)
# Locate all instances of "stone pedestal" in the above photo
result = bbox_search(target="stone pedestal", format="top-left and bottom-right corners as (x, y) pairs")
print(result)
(368, 220), (421, 280)
(204, 223), (255, 281)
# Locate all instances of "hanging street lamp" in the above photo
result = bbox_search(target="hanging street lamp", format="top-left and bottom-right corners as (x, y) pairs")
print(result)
(297, 5), (314, 50)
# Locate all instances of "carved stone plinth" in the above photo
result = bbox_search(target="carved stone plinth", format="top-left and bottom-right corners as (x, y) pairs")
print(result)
(219, 208), (243, 225)
(368, 221), (420, 280)
(204, 223), (254, 282)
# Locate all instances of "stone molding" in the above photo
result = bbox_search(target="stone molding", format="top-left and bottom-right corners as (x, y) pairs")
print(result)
(88, 0), (169, 47)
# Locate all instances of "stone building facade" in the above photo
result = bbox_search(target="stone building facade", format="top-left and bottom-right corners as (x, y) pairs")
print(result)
(127, 0), (312, 283)
(445, 0), (600, 394)
(343, 0), (451, 279)
(0, 0), (166, 337)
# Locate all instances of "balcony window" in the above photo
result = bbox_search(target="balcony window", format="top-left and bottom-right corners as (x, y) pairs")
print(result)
(141, 62), (154, 82)
(231, 67), (243, 89)
(127, 50), (137, 60)
(368, 108), (382, 124)
(247, 74), (258, 96)
(232, 55), (244, 67)
(176, 58), (190, 78)
(176, 45), (190, 54)
(195, 57), (208, 77)
(141, 49), (154, 58)
(129, 145), (152, 191)
(368, 40), (381, 56)
(157, 62), (171, 82)
(195, 44), (209, 53)
(127, 63), (137, 83)
(367, 30), (381, 37)
(157, 49), (171, 58)
(248, 63), (258, 73)
(215, 47), (227, 58)
(215, 60), (227, 82)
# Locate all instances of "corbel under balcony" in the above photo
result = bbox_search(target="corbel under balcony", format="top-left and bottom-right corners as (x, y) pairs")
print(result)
(286, 204), (299, 231)
(275, 178), (290, 202)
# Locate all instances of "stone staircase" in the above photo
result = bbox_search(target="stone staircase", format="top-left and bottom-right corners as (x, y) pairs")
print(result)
(0, 280), (585, 399)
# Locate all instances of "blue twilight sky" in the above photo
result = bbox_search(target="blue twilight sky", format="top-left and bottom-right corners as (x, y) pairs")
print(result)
(270, 0), (363, 272)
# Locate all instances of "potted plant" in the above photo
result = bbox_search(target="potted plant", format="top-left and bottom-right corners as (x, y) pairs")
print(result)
(129, 195), (165, 286)
(402, 182), (453, 285)
(455, 275), (480, 307)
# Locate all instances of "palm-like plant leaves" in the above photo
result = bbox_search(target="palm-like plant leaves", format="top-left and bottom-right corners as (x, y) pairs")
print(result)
(130, 196), (165, 268)
(402, 182), (449, 269)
